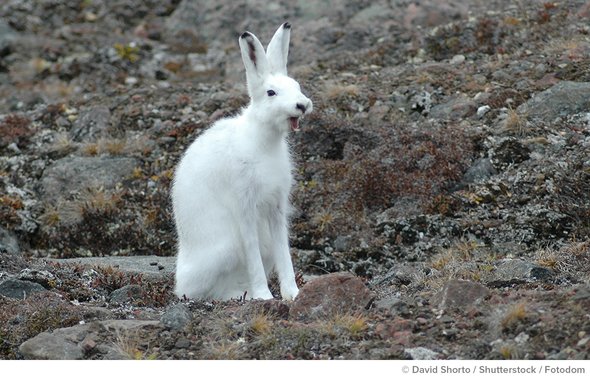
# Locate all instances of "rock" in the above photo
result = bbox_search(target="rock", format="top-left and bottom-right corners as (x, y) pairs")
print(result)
(429, 95), (477, 120)
(375, 317), (413, 341)
(487, 259), (554, 288)
(109, 284), (143, 305)
(477, 105), (491, 118)
(0, 227), (28, 273)
(18, 268), (58, 288)
(374, 295), (402, 311)
(0, 279), (47, 299)
(0, 227), (20, 255)
(100, 319), (160, 331)
(405, 346), (440, 360)
(289, 272), (374, 321)
(333, 235), (352, 252)
(19, 331), (84, 360)
(0, 20), (17, 57)
(40, 155), (139, 202)
(44, 255), (175, 281)
(372, 262), (425, 287)
(410, 91), (432, 115)
(175, 337), (191, 349)
(19, 320), (160, 360)
(69, 106), (111, 141)
(450, 54), (465, 65)
(517, 81), (590, 122)
(431, 280), (489, 310)
(161, 303), (191, 330)
(491, 138), (531, 171)
(462, 157), (497, 184)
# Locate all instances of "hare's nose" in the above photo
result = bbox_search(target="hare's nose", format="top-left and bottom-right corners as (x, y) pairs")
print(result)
(296, 103), (307, 114)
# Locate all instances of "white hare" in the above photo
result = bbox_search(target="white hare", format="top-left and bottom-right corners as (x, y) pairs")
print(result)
(172, 22), (312, 301)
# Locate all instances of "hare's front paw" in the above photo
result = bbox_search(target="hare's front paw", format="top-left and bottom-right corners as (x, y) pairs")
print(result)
(280, 285), (299, 301)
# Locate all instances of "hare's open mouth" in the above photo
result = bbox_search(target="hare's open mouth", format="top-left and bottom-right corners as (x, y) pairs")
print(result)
(289, 117), (300, 132)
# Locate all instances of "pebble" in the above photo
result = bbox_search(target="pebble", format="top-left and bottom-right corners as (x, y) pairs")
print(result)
(450, 54), (465, 65)
(477, 105), (491, 118)
(160, 303), (192, 331)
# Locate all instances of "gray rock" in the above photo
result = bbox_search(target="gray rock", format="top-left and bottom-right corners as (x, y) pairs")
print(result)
(0, 20), (17, 56)
(19, 320), (160, 360)
(0, 227), (20, 255)
(517, 81), (590, 122)
(0, 279), (46, 299)
(40, 155), (139, 202)
(487, 259), (554, 287)
(100, 319), (160, 331)
(333, 235), (352, 252)
(431, 279), (489, 310)
(429, 95), (477, 120)
(405, 346), (440, 360)
(290, 272), (374, 321)
(175, 337), (191, 349)
(109, 284), (143, 305)
(44, 255), (175, 281)
(161, 303), (191, 330)
(18, 268), (58, 288)
(374, 295), (402, 311)
(69, 106), (111, 141)
(462, 158), (497, 184)
(19, 331), (84, 360)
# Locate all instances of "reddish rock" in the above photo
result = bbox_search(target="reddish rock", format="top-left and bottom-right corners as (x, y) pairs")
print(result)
(289, 272), (374, 321)
(375, 317), (414, 341)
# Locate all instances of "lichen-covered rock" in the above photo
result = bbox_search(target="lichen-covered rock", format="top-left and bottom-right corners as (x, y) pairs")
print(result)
(517, 81), (590, 122)
(0, 279), (46, 299)
(109, 284), (143, 305)
(160, 303), (191, 330)
(40, 155), (138, 202)
(487, 259), (555, 288)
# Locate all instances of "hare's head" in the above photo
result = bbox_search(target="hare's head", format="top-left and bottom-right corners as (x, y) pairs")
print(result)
(239, 23), (312, 133)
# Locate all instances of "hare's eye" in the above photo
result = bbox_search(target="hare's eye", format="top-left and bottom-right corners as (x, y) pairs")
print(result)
(267, 90), (277, 97)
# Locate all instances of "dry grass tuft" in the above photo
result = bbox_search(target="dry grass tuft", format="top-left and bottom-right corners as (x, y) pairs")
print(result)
(320, 313), (368, 339)
(113, 329), (157, 360)
(501, 302), (527, 330)
(248, 312), (273, 337)
(503, 108), (528, 135)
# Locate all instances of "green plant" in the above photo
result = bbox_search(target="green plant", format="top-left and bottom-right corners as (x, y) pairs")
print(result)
(114, 43), (140, 63)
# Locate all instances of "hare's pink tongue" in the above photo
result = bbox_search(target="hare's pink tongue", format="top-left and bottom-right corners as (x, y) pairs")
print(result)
(289, 117), (300, 131)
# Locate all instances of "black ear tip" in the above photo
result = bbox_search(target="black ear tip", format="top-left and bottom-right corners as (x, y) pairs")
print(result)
(240, 32), (251, 39)
(283, 22), (291, 29)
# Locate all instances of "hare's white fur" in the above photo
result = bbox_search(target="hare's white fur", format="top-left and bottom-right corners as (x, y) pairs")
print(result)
(172, 23), (312, 301)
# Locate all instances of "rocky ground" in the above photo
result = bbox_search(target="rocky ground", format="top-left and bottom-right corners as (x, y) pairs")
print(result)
(1, 0), (590, 360)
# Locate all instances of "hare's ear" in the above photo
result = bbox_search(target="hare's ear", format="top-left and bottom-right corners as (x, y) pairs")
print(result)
(239, 31), (269, 94)
(266, 22), (290, 75)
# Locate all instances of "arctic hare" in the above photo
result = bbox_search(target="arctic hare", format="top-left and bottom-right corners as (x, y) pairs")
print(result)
(172, 23), (312, 301)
